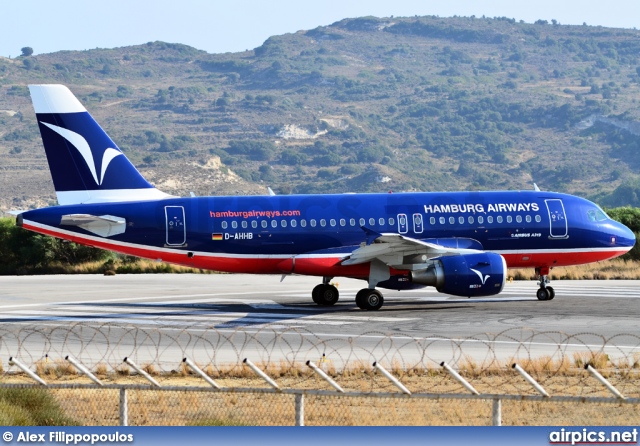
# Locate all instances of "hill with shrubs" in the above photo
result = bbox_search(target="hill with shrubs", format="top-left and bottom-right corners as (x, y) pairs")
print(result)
(2, 15), (640, 213)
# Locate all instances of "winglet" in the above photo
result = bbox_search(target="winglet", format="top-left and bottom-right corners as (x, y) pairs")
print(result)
(361, 226), (382, 245)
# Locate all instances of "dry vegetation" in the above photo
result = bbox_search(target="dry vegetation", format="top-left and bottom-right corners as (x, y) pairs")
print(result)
(510, 258), (640, 280)
(3, 354), (639, 426)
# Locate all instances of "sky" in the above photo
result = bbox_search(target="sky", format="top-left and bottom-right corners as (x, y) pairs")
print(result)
(3, 0), (640, 58)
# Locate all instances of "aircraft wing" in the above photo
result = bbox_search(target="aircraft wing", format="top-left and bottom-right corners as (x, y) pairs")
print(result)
(341, 229), (481, 270)
(60, 214), (126, 237)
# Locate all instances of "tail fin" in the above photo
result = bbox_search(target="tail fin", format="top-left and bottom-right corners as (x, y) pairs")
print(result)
(29, 84), (171, 205)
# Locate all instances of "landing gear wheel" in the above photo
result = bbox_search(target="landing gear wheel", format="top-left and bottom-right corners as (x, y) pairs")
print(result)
(546, 286), (555, 300)
(312, 284), (339, 306)
(355, 289), (367, 309)
(536, 288), (551, 301)
(356, 288), (384, 311)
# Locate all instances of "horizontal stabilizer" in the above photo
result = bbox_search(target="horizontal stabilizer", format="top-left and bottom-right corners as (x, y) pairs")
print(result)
(60, 214), (126, 237)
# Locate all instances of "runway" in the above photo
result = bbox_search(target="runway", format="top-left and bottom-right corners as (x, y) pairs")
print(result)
(0, 274), (639, 370)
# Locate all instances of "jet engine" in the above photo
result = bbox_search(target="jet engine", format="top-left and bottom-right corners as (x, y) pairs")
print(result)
(410, 252), (507, 297)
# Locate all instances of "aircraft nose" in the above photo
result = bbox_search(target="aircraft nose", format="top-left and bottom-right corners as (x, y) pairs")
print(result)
(615, 222), (636, 250)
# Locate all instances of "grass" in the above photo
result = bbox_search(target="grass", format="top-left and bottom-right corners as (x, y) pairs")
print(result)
(0, 388), (80, 425)
(36, 258), (220, 275)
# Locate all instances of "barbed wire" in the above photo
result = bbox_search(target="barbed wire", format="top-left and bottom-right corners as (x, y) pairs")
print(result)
(1, 323), (639, 396)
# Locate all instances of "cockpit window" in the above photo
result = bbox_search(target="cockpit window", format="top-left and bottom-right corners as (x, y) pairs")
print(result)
(587, 209), (608, 222)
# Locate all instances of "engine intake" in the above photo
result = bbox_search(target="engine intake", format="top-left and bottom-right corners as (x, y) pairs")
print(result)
(410, 252), (507, 297)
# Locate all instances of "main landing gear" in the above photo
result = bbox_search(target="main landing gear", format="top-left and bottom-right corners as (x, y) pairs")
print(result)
(312, 277), (339, 306)
(311, 278), (384, 310)
(535, 267), (555, 301)
(355, 288), (384, 311)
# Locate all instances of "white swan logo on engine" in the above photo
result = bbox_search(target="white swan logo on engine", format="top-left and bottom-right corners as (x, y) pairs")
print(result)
(40, 122), (122, 186)
(470, 268), (490, 287)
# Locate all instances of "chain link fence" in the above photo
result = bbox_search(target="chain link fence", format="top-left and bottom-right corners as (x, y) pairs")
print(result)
(1, 383), (638, 426)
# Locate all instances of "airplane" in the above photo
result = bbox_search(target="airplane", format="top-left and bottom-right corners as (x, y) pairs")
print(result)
(15, 85), (636, 310)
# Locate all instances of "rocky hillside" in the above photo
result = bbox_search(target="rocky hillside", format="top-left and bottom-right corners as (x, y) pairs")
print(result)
(2, 15), (640, 213)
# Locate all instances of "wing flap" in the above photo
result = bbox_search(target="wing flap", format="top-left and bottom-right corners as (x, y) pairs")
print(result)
(341, 231), (482, 267)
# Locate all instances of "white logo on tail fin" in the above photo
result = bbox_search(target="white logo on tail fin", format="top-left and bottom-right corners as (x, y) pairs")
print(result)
(40, 122), (121, 186)
(470, 268), (490, 285)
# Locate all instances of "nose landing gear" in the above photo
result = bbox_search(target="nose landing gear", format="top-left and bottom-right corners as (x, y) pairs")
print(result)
(535, 267), (555, 301)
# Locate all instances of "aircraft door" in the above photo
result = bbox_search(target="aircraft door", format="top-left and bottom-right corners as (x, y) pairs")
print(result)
(165, 206), (186, 246)
(397, 214), (408, 234)
(545, 199), (567, 238)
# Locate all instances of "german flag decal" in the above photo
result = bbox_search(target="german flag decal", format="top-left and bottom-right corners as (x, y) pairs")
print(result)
(212, 233), (223, 241)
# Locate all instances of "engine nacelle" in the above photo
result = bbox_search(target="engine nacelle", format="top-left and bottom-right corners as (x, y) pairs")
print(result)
(410, 252), (507, 297)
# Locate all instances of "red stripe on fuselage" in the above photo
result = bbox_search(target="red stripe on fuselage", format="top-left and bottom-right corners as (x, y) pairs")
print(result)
(21, 222), (628, 278)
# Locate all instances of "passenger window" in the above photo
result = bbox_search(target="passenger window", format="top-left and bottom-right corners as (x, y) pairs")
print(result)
(320, 219), (326, 227)
(310, 219), (316, 227)
(242, 221), (247, 229)
(388, 217), (395, 226)
(413, 214), (423, 233)
(340, 219), (346, 226)
(369, 218), (375, 226)
(449, 217), (455, 224)
(506, 216), (513, 223)
(430, 217), (436, 225)
(301, 219), (307, 227)
(330, 219), (336, 227)
(535, 215), (541, 223)
(468, 216), (474, 224)
(232, 221), (238, 229)
(359, 218), (366, 226)
(516, 215), (522, 223)
(350, 218), (356, 226)
(487, 216), (493, 224)
(252, 221), (257, 229)
(222, 221), (228, 229)
(398, 214), (408, 233)
(291, 220), (297, 228)
(478, 216), (484, 224)
(439, 217), (445, 224)
(261, 220), (268, 228)
(379, 217), (385, 226)
(497, 216), (503, 223)
(271, 220), (277, 228)
(281, 220), (287, 227)
(458, 216), (464, 224)
(526, 215), (531, 223)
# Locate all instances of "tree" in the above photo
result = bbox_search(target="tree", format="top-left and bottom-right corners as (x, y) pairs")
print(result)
(20, 47), (33, 57)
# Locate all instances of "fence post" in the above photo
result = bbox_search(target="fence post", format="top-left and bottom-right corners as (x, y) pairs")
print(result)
(295, 393), (304, 426)
(119, 388), (128, 426)
(8, 357), (47, 386)
(585, 364), (625, 400)
(492, 399), (501, 426)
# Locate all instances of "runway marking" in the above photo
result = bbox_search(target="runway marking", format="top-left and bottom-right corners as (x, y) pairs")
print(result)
(3, 283), (640, 327)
